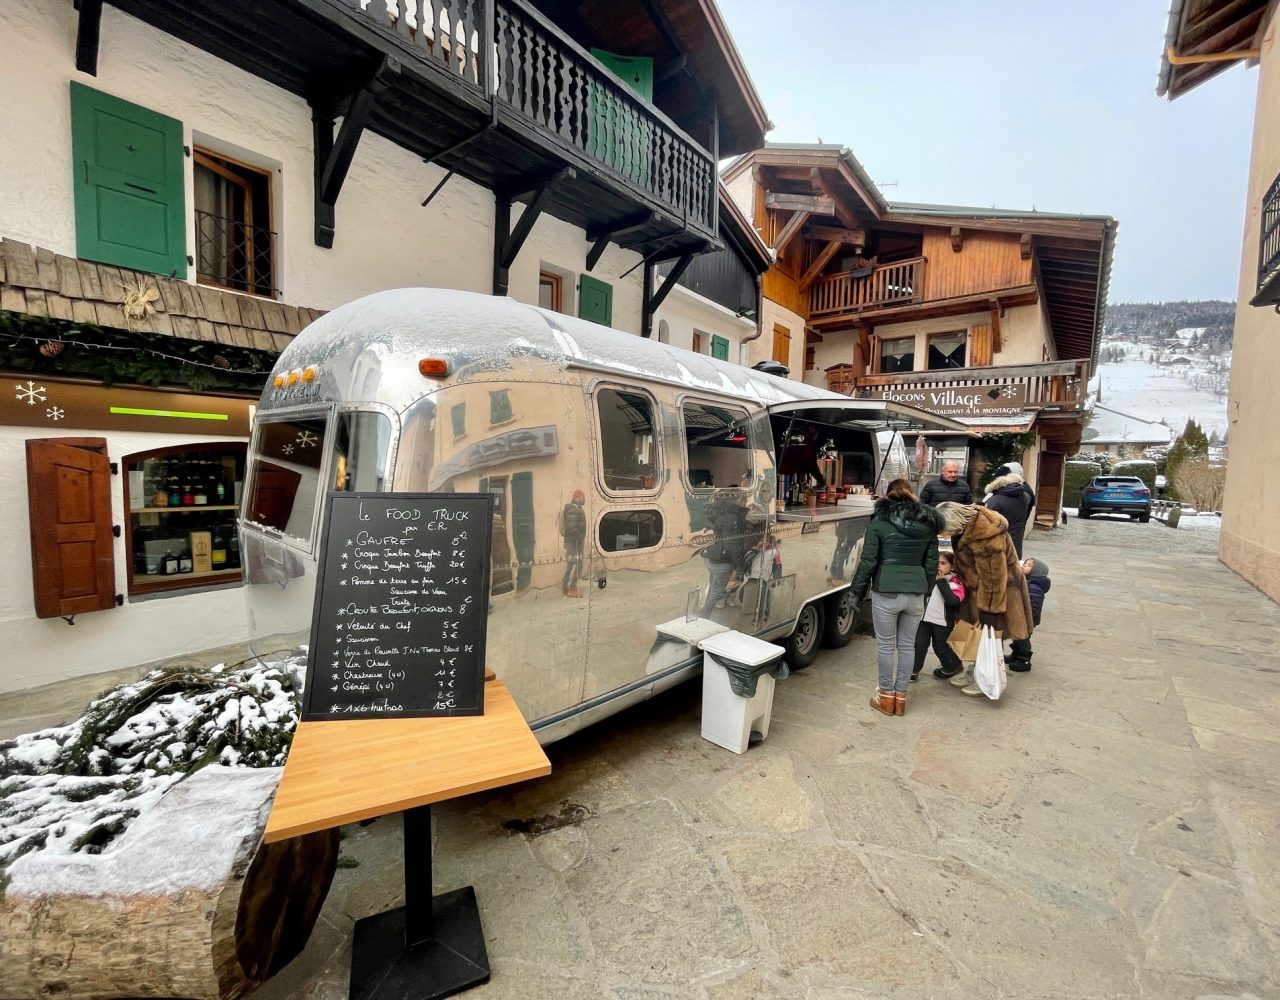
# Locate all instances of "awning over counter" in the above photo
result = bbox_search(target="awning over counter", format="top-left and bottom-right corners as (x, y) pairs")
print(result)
(765, 398), (973, 434)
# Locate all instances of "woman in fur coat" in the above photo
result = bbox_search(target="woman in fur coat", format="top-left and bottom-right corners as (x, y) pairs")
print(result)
(936, 502), (1034, 695)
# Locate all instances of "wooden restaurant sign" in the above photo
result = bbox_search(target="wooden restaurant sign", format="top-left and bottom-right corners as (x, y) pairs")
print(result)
(873, 383), (1028, 418)
(1, 377), (253, 435)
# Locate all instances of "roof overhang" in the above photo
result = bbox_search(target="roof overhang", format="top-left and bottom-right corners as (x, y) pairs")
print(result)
(722, 144), (889, 219)
(1157, 0), (1273, 99)
(766, 398), (972, 434)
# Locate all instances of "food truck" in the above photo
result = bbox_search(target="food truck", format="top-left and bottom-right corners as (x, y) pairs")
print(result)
(239, 289), (966, 743)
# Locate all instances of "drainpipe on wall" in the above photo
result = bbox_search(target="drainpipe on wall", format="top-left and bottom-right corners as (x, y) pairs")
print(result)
(738, 274), (765, 363)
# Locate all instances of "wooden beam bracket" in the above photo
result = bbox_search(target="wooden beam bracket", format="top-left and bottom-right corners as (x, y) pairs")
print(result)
(810, 167), (861, 230)
(771, 210), (810, 254)
(493, 167), (575, 295)
(765, 192), (835, 214)
(1020, 233), (1033, 260)
(799, 240), (843, 292)
(585, 210), (656, 272)
(950, 226), (963, 253)
(75, 0), (104, 76)
(311, 56), (401, 248)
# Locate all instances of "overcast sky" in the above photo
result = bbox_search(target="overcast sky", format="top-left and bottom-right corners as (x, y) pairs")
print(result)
(718, 0), (1259, 304)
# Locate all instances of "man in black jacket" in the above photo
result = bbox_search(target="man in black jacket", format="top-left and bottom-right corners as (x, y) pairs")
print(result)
(919, 460), (973, 506)
(984, 465), (1035, 557)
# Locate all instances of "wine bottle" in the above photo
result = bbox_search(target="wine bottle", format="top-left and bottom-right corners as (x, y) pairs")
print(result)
(211, 528), (228, 567)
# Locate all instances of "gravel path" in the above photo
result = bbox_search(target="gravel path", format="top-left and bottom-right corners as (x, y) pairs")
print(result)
(1031, 507), (1221, 556)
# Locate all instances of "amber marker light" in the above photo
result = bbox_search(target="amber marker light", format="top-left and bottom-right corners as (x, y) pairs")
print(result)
(287, 369), (301, 386)
(273, 375), (285, 388)
(303, 366), (318, 382)
(419, 358), (449, 377)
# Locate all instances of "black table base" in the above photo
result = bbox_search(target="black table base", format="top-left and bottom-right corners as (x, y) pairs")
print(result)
(348, 805), (490, 1000)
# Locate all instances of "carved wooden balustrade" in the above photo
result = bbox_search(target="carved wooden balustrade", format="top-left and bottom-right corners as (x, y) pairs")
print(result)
(810, 256), (926, 317)
(347, 0), (717, 239)
(841, 359), (1091, 411)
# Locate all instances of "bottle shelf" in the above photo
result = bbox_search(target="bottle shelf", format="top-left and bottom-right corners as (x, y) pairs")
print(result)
(132, 505), (240, 514)
(133, 567), (243, 584)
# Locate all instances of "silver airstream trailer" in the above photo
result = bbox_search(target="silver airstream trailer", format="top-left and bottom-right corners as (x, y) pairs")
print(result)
(239, 289), (965, 743)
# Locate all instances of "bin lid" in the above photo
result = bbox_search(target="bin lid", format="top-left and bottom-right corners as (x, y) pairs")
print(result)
(698, 630), (785, 667)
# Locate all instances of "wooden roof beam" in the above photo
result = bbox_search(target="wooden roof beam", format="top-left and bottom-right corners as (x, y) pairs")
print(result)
(808, 225), (867, 246)
(800, 240), (844, 292)
(771, 210), (810, 253)
(765, 192), (834, 214)
(1020, 233), (1032, 260)
(951, 227), (963, 253)
(810, 168), (861, 230)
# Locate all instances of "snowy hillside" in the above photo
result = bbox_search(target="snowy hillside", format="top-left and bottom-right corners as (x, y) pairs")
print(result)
(1091, 338), (1229, 441)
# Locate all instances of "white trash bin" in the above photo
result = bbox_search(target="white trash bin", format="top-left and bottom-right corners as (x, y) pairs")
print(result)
(697, 631), (786, 754)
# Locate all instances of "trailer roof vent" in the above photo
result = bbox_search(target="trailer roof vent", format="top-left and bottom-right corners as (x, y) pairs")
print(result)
(751, 360), (790, 377)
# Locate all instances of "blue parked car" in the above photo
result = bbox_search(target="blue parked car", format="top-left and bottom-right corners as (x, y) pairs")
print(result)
(1078, 475), (1152, 522)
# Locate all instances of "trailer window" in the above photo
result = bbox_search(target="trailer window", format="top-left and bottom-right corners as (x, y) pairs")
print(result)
(596, 387), (660, 492)
(683, 401), (753, 491)
(598, 509), (664, 552)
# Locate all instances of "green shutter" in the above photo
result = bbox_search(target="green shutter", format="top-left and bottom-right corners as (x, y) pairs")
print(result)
(511, 471), (535, 590)
(591, 50), (653, 101)
(70, 82), (186, 277)
(451, 402), (466, 438)
(578, 275), (613, 326)
(711, 336), (730, 361)
(489, 389), (513, 424)
(589, 49), (653, 184)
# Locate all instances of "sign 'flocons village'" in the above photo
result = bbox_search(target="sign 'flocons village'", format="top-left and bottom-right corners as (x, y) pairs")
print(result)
(876, 383), (1029, 418)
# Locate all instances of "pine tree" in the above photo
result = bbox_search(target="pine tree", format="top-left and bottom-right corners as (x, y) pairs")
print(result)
(1166, 419), (1210, 500)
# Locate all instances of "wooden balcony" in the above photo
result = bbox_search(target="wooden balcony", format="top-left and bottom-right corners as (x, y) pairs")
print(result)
(836, 359), (1091, 412)
(100, 0), (719, 257)
(810, 256), (925, 318)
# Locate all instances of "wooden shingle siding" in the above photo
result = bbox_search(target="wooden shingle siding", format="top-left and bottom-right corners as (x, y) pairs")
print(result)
(0, 239), (323, 346)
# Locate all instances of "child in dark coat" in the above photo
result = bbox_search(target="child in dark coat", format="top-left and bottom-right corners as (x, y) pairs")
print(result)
(911, 551), (966, 682)
(1008, 555), (1051, 671)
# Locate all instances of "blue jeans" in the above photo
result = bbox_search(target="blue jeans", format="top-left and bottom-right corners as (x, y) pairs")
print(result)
(702, 559), (734, 617)
(871, 591), (925, 692)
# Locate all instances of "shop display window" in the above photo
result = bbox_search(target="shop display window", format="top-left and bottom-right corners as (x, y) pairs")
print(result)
(123, 442), (248, 596)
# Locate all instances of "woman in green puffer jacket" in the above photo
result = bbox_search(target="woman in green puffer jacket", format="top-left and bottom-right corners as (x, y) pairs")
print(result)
(852, 479), (946, 717)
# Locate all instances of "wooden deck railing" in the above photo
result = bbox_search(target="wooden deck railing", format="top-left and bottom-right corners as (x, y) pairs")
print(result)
(347, 0), (717, 238)
(841, 359), (1090, 410)
(810, 257), (926, 317)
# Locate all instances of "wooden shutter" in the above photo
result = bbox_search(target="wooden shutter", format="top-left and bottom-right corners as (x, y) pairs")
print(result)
(711, 335), (730, 361)
(26, 438), (116, 619)
(970, 323), (994, 367)
(772, 324), (791, 365)
(70, 82), (187, 277)
(578, 275), (613, 326)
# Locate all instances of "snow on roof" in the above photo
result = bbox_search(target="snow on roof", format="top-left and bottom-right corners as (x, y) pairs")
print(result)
(1082, 404), (1173, 445)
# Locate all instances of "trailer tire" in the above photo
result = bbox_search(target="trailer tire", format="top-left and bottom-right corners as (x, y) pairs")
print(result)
(785, 601), (825, 669)
(822, 589), (857, 648)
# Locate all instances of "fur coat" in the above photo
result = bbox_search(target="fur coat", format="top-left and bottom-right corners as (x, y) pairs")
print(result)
(951, 506), (1034, 640)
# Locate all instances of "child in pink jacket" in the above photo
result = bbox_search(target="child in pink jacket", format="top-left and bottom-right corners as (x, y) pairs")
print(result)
(911, 550), (966, 681)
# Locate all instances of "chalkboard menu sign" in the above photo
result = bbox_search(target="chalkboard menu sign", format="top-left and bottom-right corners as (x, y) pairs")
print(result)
(302, 493), (494, 720)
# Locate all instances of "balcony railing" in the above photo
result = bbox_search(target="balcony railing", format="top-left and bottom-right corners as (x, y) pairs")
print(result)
(1255, 171), (1280, 305)
(810, 256), (926, 317)
(348, 0), (716, 239)
(838, 359), (1090, 411)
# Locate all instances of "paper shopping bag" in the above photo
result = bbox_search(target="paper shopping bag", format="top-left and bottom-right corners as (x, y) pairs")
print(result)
(946, 618), (981, 662)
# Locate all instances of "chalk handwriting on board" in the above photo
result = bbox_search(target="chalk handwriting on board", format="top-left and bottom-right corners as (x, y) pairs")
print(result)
(303, 493), (493, 720)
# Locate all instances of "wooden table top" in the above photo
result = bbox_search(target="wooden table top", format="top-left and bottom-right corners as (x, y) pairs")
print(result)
(264, 678), (551, 842)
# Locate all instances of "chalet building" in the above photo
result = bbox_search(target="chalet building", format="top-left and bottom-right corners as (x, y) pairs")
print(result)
(1158, 0), (1280, 603)
(1078, 405), (1172, 456)
(0, 0), (770, 692)
(723, 143), (1116, 526)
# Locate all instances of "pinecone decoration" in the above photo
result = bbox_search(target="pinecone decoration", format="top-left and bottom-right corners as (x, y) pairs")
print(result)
(211, 354), (231, 369)
(39, 340), (64, 358)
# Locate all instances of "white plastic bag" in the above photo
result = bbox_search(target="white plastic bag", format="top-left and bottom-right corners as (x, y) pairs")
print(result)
(973, 625), (1006, 701)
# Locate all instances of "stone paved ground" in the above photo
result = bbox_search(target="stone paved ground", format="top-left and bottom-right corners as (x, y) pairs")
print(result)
(246, 514), (1280, 1000)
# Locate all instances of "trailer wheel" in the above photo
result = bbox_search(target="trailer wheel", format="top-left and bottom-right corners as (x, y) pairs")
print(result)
(785, 601), (825, 669)
(822, 589), (857, 649)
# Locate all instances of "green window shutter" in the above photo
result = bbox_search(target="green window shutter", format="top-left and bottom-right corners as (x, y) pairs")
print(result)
(451, 402), (466, 438)
(711, 336), (730, 361)
(511, 470), (535, 590)
(489, 389), (512, 424)
(589, 49), (653, 184)
(70, 82), (187, 277)
(578, 275), (613, 326)
(590, 50), (653, 102)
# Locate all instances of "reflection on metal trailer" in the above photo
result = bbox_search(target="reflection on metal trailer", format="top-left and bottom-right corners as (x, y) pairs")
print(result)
(239, 289), (966, 744)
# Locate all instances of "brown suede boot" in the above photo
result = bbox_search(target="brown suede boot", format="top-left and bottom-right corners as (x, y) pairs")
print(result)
(870, 689), (895, 716)
(893, 691), (906, 716)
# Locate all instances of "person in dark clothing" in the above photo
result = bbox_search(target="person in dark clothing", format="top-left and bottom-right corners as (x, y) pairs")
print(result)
(559, 489), (587, 597)
(852, 479), (945, 717)
(701, 494), (752, 617)
(983, 464), (1035, 558)
(911, 550), (966, 682)
(919, 460), (974, 506)
(1007, 556), (1051, 671)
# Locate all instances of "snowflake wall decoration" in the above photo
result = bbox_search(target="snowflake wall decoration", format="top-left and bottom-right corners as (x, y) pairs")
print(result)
(46, 406), (65, 421)
(281, 443), (295, 455)
(296, 430), (318, 448)
(15, 381), (46, 406)
(1001, 386), (1018, 398)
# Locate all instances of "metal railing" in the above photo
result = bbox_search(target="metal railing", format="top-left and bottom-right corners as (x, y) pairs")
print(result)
(845, 358), (1090, 409)
(1258, 172), (1280, 298)
(347, 0), (717, 238)
(195, 210), (277, 298)
(810, 256), (926, 317)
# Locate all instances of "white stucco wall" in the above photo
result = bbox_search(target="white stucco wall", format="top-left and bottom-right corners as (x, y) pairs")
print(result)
(0, 3), (656, 691)
(653, 284), (756, 362)
(1220, 8), (1280, 603)
(723, 170), (756, 225)
(752, 298), (806, 375)
(0, 425), (250, 693)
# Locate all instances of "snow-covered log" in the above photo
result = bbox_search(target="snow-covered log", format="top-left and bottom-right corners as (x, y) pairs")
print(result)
(0, 767), (338, 1000)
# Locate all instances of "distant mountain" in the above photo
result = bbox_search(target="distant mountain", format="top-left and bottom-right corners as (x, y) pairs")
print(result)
(1104, 300), (1234, 350)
